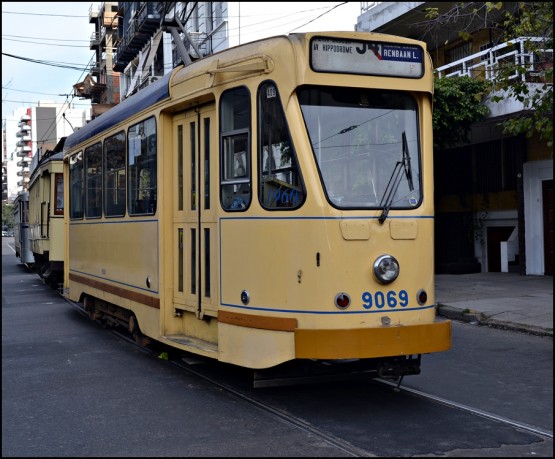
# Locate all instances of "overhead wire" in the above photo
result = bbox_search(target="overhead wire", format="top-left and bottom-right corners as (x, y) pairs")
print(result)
(3, 2), (353, 138)
(225, 3), (351, 42)
(2, 37), (90, 48)
(2, 7), (94, 131)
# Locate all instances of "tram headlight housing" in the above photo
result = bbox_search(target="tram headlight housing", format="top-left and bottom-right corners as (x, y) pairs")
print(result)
(373, 255), (400, 284)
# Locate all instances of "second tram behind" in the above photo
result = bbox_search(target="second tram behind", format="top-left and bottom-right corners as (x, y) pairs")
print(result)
(13, 191), (34, 265)
(62, 31), (451, 377)
(27, 147), (65, 288)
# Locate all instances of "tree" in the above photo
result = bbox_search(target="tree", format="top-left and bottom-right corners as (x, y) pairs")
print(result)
(425, 2), (553, 151)
(491, 2), (553, 149)
(2, 203), (15, 231)
(433, 76), (491, 150)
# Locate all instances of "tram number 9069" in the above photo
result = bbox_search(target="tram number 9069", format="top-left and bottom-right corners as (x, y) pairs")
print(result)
(362, 290), (409, 309)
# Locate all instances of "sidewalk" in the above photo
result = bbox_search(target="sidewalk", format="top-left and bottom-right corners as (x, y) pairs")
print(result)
(435, 272), (553, 337)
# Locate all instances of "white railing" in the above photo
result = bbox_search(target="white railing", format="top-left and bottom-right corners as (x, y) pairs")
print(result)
(435, 37), (553, 81)
(361, 2), (381, 13)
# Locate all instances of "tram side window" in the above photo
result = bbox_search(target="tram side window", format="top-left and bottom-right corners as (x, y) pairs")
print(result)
(128, 117), (157, 215)
(69, 152), (84, 219)
(258, 81), (305, 209)
(85, 142), (102, 218)
(54, 173), (63, 215)
(104, 131), (126, 217)
(21, 200), (29, 224)
(220, 87), (251, 211)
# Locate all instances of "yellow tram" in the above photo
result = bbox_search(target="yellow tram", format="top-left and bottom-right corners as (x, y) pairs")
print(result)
(63, 31), (451, 375)
(28, 147), (65, 288)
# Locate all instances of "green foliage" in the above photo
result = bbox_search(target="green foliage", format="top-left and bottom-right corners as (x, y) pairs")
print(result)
(2, 203), (15, 230)
(423, 2), (553, 152)
(493, 2), (553, 150)
(433, 77), (491, 150)
(424, 7), (439, 19)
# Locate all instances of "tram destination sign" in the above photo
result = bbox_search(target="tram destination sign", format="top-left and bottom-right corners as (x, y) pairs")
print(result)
(310, 37), (424, 78)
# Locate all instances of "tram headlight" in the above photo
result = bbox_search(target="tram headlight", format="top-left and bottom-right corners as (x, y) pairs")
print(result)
(373, 255), (400, 284)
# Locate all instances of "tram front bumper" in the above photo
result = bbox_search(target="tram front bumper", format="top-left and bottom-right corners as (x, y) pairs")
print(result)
(294, 319), (451, 359)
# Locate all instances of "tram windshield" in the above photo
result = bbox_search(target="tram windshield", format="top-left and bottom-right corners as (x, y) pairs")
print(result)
(298, 86), (421, 210)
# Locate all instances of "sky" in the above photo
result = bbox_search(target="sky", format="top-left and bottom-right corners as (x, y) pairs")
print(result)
(1, 2), (362, 124)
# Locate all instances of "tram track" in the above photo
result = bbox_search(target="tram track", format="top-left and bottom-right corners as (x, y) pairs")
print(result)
(58, 293), (373, 456)
(62, 291), (553, 453)
(110, 328), (373, 457)
(377, 379), (553, 440)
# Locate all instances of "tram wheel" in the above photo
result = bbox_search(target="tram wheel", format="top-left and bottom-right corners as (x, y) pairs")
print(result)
(129, 314), (151, 347)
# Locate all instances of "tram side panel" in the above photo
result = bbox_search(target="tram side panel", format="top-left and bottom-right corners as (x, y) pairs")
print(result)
(67, 219), (161, 337)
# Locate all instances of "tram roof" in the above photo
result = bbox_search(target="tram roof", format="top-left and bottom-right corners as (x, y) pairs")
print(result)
(63, 32), (430, 154)
(63, 71), (172, 152)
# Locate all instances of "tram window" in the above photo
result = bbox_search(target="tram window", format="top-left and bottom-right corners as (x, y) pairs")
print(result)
(220, 87), (251, 211)
(69, 151), (84, 219)
(128, 117), (157, 215)
(298, 86), (421, 210)
(258, 81), (305, 210)
(85, 142), (102, 218)
(54, 173), (63, 215)
(104, 131), (126, 217)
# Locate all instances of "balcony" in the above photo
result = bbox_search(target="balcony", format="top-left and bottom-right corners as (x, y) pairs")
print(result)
(435, 37), (552, 82)
(16, 149), (32, 158)
(114, 2), (161, 72)
(16, 160), (30, 168)
(90, 31), (101, 49)
(435, 37), (553, 118)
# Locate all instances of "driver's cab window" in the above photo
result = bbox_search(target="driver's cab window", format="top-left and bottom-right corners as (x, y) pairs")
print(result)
(258, 81), (305, 209)
(220, 87), (251, 211)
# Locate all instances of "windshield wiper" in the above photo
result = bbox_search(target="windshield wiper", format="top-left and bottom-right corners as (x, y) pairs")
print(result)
(378, 131), (414, 224)
(401, 131), (414, 191)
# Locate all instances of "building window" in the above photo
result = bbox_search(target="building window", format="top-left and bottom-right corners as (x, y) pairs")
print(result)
(445, 42), (472, 75)
(480, 42), (493, 61)
(214, 2), (223, 26)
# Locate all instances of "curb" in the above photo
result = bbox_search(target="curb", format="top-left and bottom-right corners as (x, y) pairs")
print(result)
(436, 304), (553, 338)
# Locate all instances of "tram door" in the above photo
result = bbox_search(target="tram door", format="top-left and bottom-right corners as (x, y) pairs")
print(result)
(172, 105), (218, 324)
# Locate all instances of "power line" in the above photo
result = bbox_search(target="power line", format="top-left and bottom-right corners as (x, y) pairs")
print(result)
(1, 86), (73, 97)
(2, 37), (89, 48)
(290, 2), (348, 33)
(2, 99), (90, 106)
(1, 10), (88, 18)
(2, 52), (90, 71)
(226, 2), (353, 42)
(2, 34), (88, 42)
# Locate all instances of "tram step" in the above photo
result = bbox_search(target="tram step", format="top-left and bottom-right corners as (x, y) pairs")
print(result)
(163, 334), (218, 356)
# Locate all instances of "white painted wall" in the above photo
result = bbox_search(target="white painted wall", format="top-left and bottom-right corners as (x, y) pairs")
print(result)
(523, 159), (553, 275)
